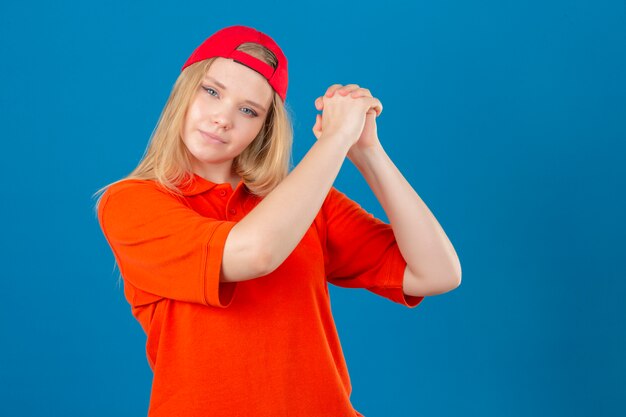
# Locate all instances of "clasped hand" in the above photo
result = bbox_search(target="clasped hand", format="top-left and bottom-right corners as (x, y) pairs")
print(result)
(312, 84), (383, 156)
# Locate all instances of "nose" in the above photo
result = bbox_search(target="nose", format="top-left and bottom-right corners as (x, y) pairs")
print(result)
(212, 106), (232, 130)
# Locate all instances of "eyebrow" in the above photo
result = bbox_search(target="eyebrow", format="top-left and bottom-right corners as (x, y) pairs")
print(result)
(203, 76), (268, 114)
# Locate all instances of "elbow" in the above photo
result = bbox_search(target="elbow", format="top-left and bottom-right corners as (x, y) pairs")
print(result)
(252, 234), (283, 277)
(222, 244), (273, 283)
(451, 273), (462, 290)
(440, 261), (462, 292)
(442, 264), (462, 292)
(430, 274), (462, 295)
(255, 236), (296, 277)
(404, 266), (460, 297)
(423, 257), (462, 295)
(254, 245), (276, 277)
(421, 271), (462, 296)
(222, 226), (275, 282)
(453, 264), (462, 289)
(451, 262), (462, 288)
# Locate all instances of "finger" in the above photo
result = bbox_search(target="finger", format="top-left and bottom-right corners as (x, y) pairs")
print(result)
(337, 84), (360, 96)
(313, 113), (322, 131)
(327, 83), (359, 97)
(362, 96), (383, 116)
(371, 98), (383, 116)
(315, 96), (324, 111)
(350, 88), (372, 98)
(325, 84), (343, 97)
(312, 114), (322, 139)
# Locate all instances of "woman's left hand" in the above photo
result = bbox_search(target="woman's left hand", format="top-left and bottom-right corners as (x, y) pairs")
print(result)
(313, 84), (383, 159)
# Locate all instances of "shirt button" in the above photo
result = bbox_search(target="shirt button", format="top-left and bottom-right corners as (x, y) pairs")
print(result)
(219, 189), (227, 197)
(228, 208), (237, 215)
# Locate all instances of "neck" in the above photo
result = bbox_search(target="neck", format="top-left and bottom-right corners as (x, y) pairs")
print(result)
(191, 160), (239, 184)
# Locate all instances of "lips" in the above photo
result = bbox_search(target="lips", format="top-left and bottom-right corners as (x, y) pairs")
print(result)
(199, 130), (226, 143)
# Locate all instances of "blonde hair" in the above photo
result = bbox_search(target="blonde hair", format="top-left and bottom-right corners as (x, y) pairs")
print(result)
(92, 42), (294, 214)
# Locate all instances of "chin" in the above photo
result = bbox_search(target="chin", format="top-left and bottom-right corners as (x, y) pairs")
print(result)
(194, 153), (233, 164)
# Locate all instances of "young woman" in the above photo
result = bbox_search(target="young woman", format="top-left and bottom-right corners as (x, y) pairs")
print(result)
(94, 25), (461, 417)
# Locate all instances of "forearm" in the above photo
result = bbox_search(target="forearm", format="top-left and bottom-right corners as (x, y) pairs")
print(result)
(348, 145), (462, 286)
(234, 136), (351, 277)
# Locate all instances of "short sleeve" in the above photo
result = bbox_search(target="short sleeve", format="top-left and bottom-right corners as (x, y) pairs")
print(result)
(97, 181), (238, 308)
(322, 187), (424, 308)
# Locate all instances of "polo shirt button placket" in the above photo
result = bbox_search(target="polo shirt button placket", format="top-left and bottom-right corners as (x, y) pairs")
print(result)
(228, 208), (237, 215)
(219, 189), (227, 197)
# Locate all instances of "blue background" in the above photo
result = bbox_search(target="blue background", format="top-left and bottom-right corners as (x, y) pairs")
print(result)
(1, 0), (625, 416)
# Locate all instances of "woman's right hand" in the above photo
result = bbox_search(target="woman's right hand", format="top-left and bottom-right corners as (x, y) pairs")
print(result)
(312, 84), (382, 149)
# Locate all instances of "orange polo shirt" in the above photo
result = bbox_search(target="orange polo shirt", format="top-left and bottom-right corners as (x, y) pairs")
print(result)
(97, 172), (424, 417)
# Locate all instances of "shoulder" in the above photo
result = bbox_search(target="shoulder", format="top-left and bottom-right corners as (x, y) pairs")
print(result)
(101, 179), (180, 204)
(98, 179), (182, 223)
(322, 186), (361, 212)
(103, 179), (163, 197)
(322, 186), (344, 207)
(320, 186), (339, 216)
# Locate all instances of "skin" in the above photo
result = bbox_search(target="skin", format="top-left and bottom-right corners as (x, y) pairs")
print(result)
(180, 59), (461, 295)
(181, 57), (274, 190)
(219, 82), (389, 283)
(313, 85), (462, 295)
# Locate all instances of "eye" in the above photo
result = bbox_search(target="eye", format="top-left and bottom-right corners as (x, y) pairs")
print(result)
(241, 108), (258, 117)
(202, 86), (258, 117)
(202, 86), (218, 97)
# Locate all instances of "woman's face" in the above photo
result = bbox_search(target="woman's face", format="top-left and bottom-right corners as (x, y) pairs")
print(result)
(182, 57), (274, 175)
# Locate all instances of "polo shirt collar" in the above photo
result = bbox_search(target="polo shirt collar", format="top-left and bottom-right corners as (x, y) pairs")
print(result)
(178, 172), (246, 197)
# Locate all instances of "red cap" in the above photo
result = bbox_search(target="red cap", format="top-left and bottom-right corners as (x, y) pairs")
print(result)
(181, 25), (288, 102)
